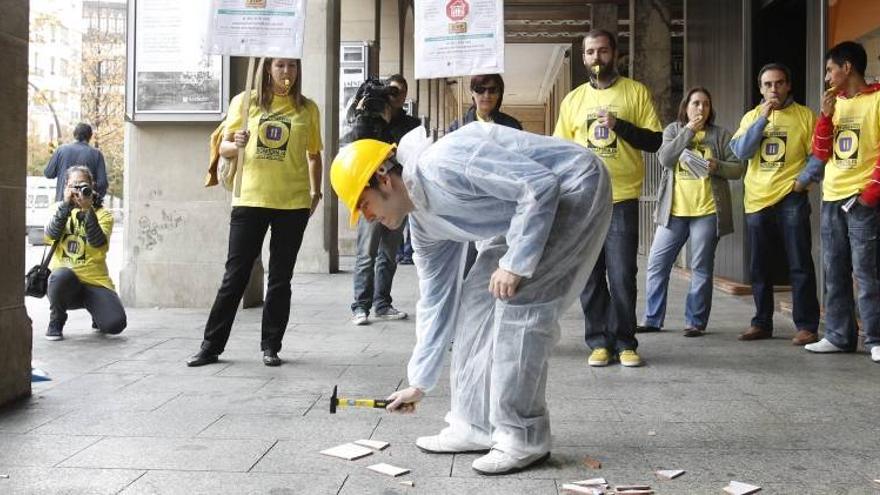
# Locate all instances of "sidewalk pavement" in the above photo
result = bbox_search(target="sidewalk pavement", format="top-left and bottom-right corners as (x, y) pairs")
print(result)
(2, 260), (880, 494)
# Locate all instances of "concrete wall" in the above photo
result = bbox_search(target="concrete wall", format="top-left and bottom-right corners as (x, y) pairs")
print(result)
(0, 0), (32, 407)
(122, 0), (340, 307)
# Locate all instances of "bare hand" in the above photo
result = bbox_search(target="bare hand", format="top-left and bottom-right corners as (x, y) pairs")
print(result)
(234, 130), (250, 148)
(489, 268), (523, 300)
(386, 386), (424, 413)
(73, 190), (94, 211)
(597, 110), (616, 130)
(759, 100), (777, 119)
(706, 159), (718, 175)
(821, 87), (837, 117)
(685, 114), (705, 132)
(792, 180), (807, 193)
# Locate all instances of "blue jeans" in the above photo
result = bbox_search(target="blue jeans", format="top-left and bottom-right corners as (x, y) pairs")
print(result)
(581, 199), (639, 352)
(745, 190), (819, 332)
(821, 199), (880, 351)
(644, 215), (718, 330)
(351, 217), (404, 314)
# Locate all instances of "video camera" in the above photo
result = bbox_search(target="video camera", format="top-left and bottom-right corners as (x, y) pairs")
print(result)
(344, 78), (400, 143)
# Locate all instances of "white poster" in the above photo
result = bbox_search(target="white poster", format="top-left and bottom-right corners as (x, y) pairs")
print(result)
(206, 0), (307, 58)
(134, 0), (223, 113)
(414, 0), (504, 79)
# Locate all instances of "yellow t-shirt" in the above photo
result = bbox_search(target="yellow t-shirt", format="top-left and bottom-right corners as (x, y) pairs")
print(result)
(734, 102), (815, 213)
(553, 77), (662, 202)
(823, 91), (880, 201)
(672, 131), (716, 217)
(47, 204), (115, 291)
(224, 91), (323, 210)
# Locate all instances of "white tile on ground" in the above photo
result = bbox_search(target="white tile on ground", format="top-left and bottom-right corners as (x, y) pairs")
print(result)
(355, 439), (389, 450)
(655, 469), (685, 479)
(561, 483), (604, 494)
(319, 443), (373, 461)
(366, 462), (410, 477)
(723, 480), (762, 495)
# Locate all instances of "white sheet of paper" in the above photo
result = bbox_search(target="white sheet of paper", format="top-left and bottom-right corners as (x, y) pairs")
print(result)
(655, 469), (685, 479)
(571, 478), (607, 486)
(366, 463), (410, 477)
(319, 443), (373, 460)
(723, 480), (762, 495)
(354, 439), (389, 450)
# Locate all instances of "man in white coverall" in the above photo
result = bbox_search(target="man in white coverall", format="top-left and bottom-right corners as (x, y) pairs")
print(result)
(330, 123), (612, 475)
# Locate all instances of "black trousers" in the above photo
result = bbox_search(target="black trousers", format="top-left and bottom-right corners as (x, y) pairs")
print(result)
(201, 207), (310, 354)
(47, 267), (127, 334)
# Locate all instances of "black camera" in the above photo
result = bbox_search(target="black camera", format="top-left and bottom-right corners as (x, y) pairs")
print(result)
(72, 184), (93, 198)
(343, 78), (400, 144)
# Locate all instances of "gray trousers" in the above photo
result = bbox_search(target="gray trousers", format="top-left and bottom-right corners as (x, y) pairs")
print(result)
(47, 268), (126, 334)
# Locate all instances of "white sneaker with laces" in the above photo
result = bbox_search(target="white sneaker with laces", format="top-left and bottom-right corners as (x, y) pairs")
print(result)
(805, 338), (844, 353)
(351, 310), (369, 326)
(415, 433), (490, 454)
(471, 448), (550, 475)
(871, 347), (880, 363)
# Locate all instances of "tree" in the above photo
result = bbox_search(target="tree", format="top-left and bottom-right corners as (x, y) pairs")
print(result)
(81, 15), (126, 199)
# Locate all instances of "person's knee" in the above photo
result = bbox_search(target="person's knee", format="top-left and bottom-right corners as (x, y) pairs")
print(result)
(99, 312), (127, 334)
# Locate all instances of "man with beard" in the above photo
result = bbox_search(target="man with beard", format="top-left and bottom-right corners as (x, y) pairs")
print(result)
(553, 29), (662, 368)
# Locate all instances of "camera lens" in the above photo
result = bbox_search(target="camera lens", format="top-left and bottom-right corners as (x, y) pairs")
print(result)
(75, 185), (93, 197)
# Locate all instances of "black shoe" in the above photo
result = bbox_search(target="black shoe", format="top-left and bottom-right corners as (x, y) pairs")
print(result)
(263, 350), (281, 367)
(186, 350), (219, 367)
(45, 321), (64, 341)
(635, 325), (661, 334)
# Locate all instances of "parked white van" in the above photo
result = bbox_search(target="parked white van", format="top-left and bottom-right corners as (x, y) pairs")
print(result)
(26, 176), (57, 246)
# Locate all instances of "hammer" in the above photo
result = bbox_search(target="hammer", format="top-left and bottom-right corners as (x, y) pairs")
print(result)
(329, 385), (391, 414)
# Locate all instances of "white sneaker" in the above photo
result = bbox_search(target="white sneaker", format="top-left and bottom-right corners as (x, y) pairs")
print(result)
(871, 347), (880, 363)
(415, 433), (490, 454)
(805, 338), (844, 353)
(471, 448), (550, 475)
(351, 309), (369, 326)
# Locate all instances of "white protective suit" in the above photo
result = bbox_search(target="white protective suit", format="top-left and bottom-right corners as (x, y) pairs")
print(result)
(398, 122), (612, 457)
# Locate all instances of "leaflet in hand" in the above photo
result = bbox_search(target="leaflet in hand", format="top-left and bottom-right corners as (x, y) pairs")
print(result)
(679, 148), (710, 178)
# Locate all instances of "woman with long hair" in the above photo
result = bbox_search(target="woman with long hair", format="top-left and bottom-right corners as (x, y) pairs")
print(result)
(187, 58), (323, 367)
(448, 74), (522, 132)
(639, 87), (744, 337)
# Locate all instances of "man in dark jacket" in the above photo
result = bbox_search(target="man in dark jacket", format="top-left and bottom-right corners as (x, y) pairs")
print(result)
(44, 123), (108, 202)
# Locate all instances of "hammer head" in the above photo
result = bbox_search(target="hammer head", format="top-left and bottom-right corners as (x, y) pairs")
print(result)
(329, 385), (338, 414)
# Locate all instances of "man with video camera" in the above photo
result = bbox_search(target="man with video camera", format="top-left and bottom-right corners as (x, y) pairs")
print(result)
(344, 74), (420, 325)
(43, 166), (126, 341)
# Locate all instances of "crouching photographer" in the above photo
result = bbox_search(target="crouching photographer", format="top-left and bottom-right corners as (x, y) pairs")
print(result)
(44, 166), (126, 341)
(343, 75), (420, 325)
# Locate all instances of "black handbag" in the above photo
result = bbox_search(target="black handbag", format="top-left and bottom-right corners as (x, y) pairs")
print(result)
(25, 232), (64, 299)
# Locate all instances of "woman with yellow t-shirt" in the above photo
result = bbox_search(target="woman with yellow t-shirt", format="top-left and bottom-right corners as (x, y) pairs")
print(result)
(639, 88), (744, 337)
(188, 58), (323, 368)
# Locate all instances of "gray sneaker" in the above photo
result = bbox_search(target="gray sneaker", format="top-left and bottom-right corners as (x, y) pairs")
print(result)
(45, 322), (64, 341)
(351, 309), (369, 326)
(374, 307), (408, 321)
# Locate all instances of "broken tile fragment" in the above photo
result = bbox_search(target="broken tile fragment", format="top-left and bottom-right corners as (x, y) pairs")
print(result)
(366, 462), (410, 477)
(582, 455), (602, 469)
(320, 443), (373, 460)
(398, 480), (414, 487)
(655, 469), (685, 480)
(561, 483), (604, 495)
(615, 485), (653, 494)
(723, 480), (762, 495)
(354, 439), (389, 450)
(571, 478), (607, 487)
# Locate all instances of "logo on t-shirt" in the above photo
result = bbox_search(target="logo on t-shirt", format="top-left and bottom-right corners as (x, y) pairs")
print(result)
(759, 130), (787, 171)
(256, 113), (292, 161)
(833, 118), (861, 169)
(60, 219), (88, 265)
(584, 110), (618, 158)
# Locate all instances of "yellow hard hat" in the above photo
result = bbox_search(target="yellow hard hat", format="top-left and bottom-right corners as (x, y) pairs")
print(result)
(331, 139), (396, 227)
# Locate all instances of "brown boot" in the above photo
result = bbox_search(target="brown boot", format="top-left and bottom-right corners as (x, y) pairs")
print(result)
(738, 326), (772, 341)
(791, 329), (819, 346)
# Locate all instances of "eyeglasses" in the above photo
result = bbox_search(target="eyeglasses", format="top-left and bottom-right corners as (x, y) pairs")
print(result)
(473, 86), (500, 95)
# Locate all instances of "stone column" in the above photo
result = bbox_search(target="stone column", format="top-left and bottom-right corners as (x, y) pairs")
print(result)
(630, 0), (673, 122)
(0, 0), (32, 406)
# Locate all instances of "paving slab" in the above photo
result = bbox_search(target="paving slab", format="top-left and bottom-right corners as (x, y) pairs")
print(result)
(59, 437), (274, 471)
(0, 434), (102, 467)
(121, 470), (346, 495)
(0, 467), (145, 495)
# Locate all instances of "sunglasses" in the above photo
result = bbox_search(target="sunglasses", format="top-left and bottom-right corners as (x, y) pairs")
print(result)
(472, 85), (500, 95)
